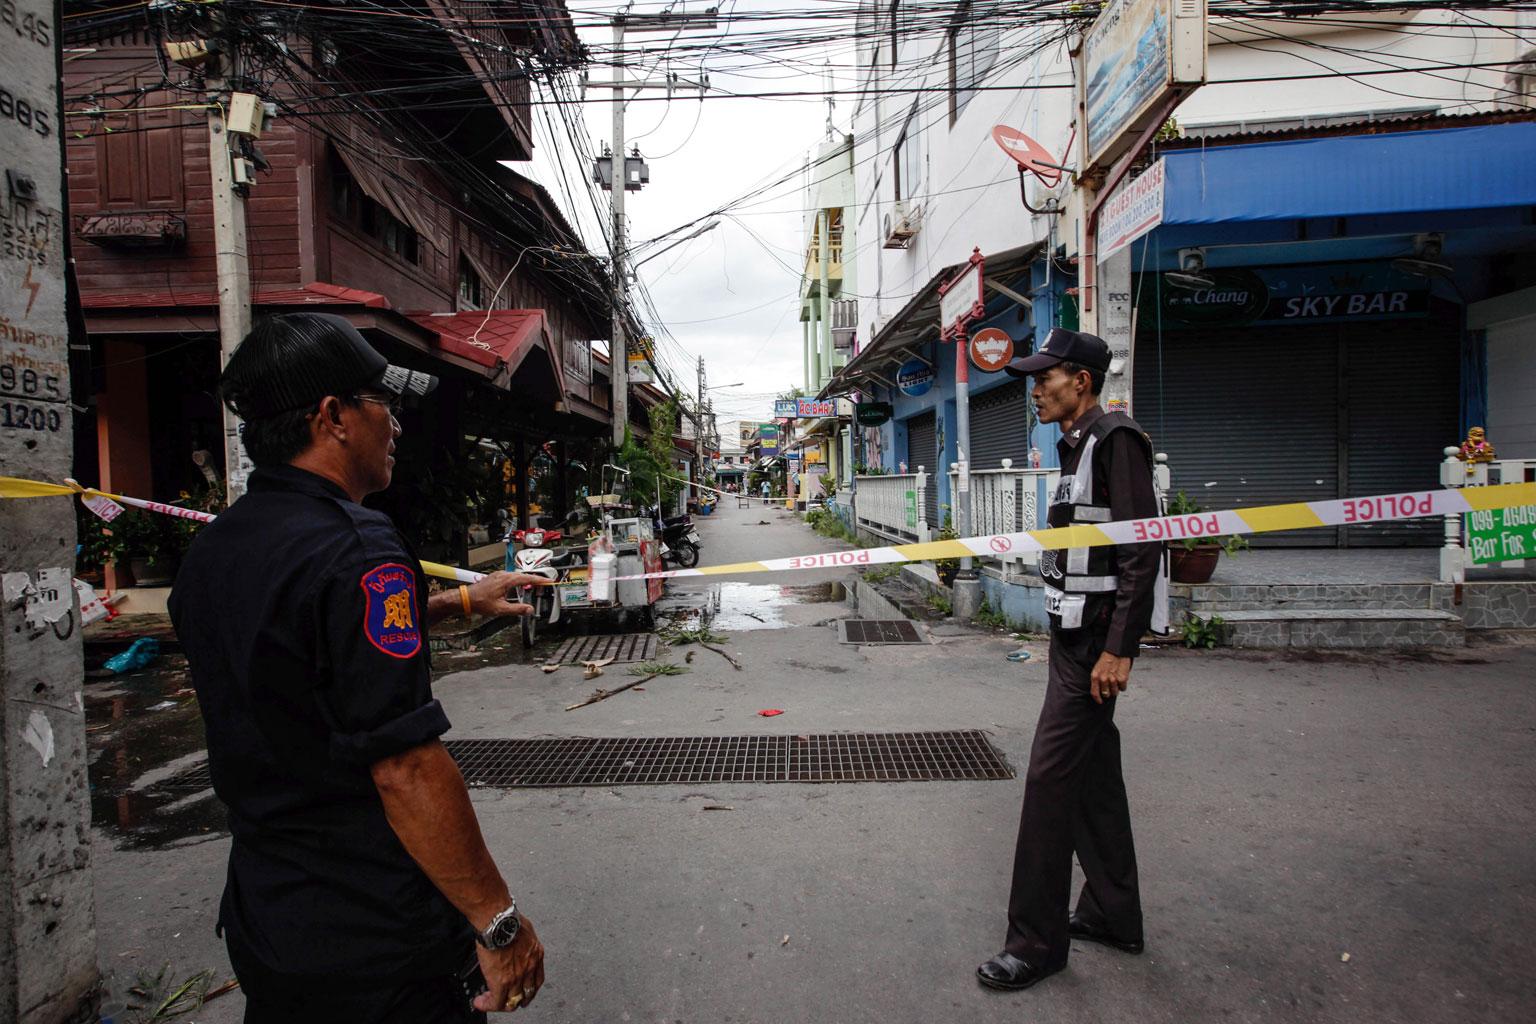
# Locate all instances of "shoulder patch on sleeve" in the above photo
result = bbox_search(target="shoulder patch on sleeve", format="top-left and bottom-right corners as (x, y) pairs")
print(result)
(359, 562), (422, 659)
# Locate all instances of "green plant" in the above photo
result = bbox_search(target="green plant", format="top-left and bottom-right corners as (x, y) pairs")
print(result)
(1180, 613), (1227, 649)
(932, 511), (961, 575)
(667, 626), (731, 647)
(805, 506), (856, 543)
(1165, 491), (1249, 556)
(927, 591), (953, 616)
(627, 661), (686, 677)
(863, 564), (901, 583)
(973, 600), (1008, 630)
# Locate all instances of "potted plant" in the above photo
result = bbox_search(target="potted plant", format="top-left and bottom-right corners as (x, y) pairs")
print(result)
(1165, 491), (1248, 584)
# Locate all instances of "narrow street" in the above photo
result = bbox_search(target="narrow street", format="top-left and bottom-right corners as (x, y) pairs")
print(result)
(86, 502), (1536, 1023)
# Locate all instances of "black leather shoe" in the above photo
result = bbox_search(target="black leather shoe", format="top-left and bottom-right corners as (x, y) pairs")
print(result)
(1068, 912), (1144, 954)
(976, 952), (1065, 992)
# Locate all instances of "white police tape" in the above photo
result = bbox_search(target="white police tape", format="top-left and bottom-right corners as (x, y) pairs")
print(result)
(8, 475), (1531, 590)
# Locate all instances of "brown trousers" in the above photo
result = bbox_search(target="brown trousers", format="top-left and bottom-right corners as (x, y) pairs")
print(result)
(1004, 619), (1143, 965)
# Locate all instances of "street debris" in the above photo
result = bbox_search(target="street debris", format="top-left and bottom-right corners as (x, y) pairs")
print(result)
(581, 656), (615, 680)
(758, 709), (784, 717)
(685, 650), (696, 663)
(567, 662), (686, 711)
(703, 805), (734, 811)
(1006, 649), (1031, 662)
(669, 627), (742, 670)
(541, 663), (560, 674)
(1341, 952), (1351, 963)
(781, 934), (791, 947)
(103, 637), (160, 675)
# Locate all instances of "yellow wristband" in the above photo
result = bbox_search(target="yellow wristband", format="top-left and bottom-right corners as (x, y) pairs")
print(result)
(459, 585), (472, 617)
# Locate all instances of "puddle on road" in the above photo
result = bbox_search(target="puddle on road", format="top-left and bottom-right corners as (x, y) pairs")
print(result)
(86, 655), (227, 850)
(660, 580), (849, 632)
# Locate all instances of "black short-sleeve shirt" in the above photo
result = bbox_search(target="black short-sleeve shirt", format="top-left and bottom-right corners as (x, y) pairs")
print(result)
(168, 464), (470, 981)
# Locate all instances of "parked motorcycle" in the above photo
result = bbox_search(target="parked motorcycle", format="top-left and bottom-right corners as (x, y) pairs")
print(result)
(506, 523), (586, 647)
(647, 506), (702, 569)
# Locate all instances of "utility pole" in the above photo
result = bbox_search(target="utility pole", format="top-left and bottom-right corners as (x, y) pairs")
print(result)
(1, 3), (98, 1018)
(696, 355), (707, 504)
(593, 6), (715, 448)
(206, 9), (256, 501)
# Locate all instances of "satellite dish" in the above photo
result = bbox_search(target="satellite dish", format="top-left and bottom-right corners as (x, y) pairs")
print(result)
(991, 125), (1066, 187)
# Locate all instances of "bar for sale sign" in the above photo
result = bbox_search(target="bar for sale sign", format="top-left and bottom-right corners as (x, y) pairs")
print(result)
(1467, 504), (1535, 564)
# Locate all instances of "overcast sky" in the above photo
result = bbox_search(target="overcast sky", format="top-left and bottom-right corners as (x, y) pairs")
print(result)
(522, 1), (859, 435)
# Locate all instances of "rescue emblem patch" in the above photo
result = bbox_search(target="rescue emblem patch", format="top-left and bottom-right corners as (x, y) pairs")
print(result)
(360, 562), (422, 659)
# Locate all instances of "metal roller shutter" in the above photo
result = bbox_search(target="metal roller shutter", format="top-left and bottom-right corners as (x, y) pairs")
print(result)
(906, 411), (939, 527)
(1342, 320), (1458, 546)
(969, 380), (1034, 470)
(1134, 326), (1340, 546)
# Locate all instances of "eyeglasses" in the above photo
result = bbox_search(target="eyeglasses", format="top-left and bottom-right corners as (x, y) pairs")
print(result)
(353, 393), (402, 414)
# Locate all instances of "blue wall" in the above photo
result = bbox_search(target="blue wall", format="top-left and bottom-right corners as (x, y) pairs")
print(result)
(865, 258), (1068, 526)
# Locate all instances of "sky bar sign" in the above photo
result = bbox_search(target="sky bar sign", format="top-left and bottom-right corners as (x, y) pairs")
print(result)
(1098, 159), (1165, 260)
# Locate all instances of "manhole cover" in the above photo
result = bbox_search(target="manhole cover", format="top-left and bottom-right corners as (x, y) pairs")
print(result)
(838, 619), (925, 645)
(155, 731), (1012, 791)
(548, 633), (657, 664)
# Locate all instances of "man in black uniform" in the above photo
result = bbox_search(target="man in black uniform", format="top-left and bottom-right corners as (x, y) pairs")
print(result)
(977, 328), (1163, 992)
(170, 313), (549, 1022)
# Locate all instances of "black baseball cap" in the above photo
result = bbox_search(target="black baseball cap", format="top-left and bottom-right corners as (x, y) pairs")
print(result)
(220, 312), (438, 420)
(1003, 327), (1111, 378)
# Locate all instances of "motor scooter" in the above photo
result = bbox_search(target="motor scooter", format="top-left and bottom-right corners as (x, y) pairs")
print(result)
(647, 506), (701, 568)
(506, 517), (586, 647)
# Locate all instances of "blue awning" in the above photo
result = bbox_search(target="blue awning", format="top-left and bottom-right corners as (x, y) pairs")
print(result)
(1161, 122), (1536, 225)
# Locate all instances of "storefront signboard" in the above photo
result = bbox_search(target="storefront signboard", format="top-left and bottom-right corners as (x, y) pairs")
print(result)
(1098, 159), (1165, 259)
(856, 401), (894, 427)
(1083, 0), (1207, 172)
(1467, 505), (1535, 564)
(1149, 264), (1431, 329)
(775, 398), (838, 418)
(896, 359), (935, 397)
(759, 424), (780, 455)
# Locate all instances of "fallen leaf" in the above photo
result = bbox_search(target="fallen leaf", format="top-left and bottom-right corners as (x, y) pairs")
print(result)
(781, 934), (790, 946)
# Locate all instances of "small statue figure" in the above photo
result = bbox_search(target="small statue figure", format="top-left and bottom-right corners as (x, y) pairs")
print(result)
(1456, 426), (1496, 464)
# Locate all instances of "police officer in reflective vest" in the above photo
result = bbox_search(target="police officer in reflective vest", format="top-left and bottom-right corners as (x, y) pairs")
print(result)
(978, 328), (1166, 993)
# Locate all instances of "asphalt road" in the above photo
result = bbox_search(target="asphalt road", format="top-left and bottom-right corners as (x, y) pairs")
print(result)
(90, 500), (1536, 1023)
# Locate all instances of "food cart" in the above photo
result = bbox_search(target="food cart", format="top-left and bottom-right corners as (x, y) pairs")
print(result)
(556, 499), (663, 630)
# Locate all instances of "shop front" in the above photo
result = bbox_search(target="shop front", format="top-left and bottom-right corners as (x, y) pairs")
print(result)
(1128, 114), (1536, 548)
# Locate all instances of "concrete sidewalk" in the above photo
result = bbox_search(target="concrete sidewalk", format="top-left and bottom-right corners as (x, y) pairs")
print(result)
(87, 502), (1536, 1023)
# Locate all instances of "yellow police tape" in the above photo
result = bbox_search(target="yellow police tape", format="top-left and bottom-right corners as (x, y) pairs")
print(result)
(7, 474), (1534, 587)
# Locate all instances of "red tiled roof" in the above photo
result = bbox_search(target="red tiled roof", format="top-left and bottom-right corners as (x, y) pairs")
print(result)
(402, 309), (546, 371)
(82, 282), (391, 309)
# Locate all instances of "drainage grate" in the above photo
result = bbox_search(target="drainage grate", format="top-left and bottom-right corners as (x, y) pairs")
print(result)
(838, 619), (925, 645)
(548, 633), (657, 665)
(156, 731), (1011, 791)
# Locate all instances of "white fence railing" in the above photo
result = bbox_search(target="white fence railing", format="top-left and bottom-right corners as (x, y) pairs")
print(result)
(1441, 452), (1536, 581)
(947, 460), (1059, 568)
(852, 470), (929, 543)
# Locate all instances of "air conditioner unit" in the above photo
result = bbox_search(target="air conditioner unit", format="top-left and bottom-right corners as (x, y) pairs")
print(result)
(882, 201), (919, 249)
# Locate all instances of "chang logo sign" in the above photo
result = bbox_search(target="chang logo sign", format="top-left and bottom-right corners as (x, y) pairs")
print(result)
(1158, 269), (1269, 326)
(896, 359), (935, 397)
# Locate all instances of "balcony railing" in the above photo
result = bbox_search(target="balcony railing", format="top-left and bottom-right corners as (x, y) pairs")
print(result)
(947, 461), (1059, 569)
(852, 470), (929, 544)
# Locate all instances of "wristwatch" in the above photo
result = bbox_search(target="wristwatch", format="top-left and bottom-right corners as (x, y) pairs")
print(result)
(477, 901), (520, 949)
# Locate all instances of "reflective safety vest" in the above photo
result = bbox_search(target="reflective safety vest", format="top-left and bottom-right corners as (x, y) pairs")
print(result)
(1041, 411), (1170, 633)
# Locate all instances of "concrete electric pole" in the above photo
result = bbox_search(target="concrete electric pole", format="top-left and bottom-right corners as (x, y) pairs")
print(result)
(0, 4), (99, 1019)
(592, 6), (715, 448)
(205, 11), (257, 502)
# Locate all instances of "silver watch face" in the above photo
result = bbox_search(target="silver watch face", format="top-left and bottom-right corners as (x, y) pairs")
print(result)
(486, 907), (520, 948)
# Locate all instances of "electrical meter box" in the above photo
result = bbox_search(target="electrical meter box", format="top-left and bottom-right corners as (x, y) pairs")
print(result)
(227, 92), (264, 137)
